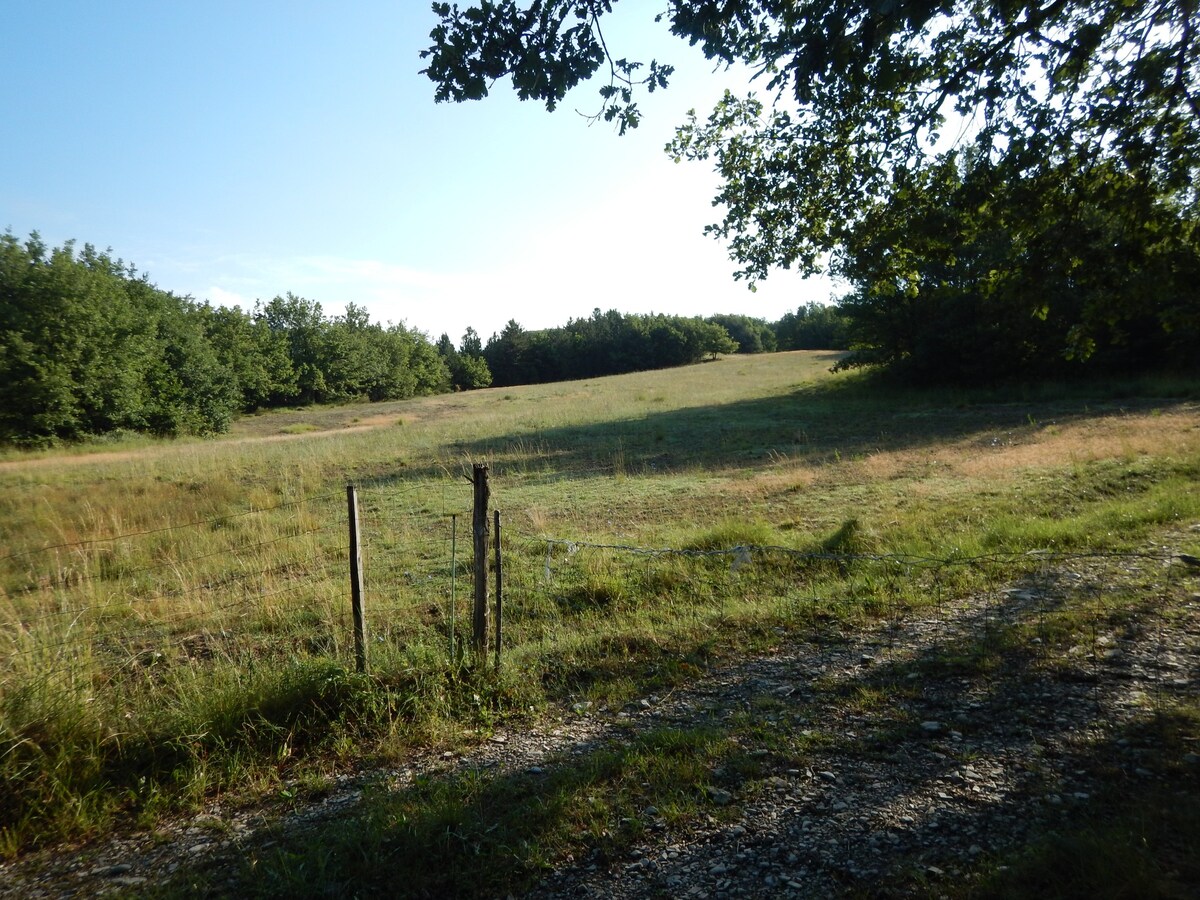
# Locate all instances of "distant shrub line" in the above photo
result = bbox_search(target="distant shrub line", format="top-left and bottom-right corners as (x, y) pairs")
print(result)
(434, 305), (848, 392)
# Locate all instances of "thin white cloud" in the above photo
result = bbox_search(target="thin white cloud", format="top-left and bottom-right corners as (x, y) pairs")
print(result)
(192, 161), (840, 340)
(205, 285), (252, 309)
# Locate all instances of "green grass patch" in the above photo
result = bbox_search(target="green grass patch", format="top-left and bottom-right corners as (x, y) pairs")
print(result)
(167, 725), (736, 898)
(0, 353), (1197, 858)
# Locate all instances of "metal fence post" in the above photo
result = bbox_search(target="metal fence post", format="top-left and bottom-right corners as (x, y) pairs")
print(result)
(472, 464), (490, 655)
(347, 484), (367, 674)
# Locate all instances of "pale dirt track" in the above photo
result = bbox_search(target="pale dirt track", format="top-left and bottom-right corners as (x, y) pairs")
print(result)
(0, 421), (390, 473)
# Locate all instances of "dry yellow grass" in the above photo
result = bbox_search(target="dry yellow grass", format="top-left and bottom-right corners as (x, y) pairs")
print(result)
(1, 352), (1198, 862)
(833, 407), (1200, 483)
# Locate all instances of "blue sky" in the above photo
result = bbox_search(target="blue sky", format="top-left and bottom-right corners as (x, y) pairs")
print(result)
(2, 1), (837, 342)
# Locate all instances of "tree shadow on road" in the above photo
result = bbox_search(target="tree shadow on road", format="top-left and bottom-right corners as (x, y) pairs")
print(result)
(155, 556), (1200, 898)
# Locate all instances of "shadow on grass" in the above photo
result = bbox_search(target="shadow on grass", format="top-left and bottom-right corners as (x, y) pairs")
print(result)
(152, 560), (1199, 898)
(0, 658), (539, 855)
(362, 374), (1199, 488)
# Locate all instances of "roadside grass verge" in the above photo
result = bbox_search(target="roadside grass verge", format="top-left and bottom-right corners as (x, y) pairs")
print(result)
(154, 567), (1200, 899)
(189, 726), (740, 899)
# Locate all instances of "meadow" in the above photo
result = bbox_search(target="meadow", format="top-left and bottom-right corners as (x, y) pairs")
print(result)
(1, 351), (1198, 894)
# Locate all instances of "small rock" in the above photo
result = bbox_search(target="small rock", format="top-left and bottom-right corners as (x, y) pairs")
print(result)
(921, 721), (943, 733)
(706, 787), (734, 806)
(818, 770), (838, 783)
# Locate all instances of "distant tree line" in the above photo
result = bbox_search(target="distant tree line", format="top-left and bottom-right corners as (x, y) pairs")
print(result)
(0, 233), (448, 445)
(1, 231), (855, 445)
(772, 304), (850, 351)
(435, 307), (851, 390)
(468, 310), (736, 388)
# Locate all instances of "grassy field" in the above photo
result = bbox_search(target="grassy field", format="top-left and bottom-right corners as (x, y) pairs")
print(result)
(1, 352), (1198, 891)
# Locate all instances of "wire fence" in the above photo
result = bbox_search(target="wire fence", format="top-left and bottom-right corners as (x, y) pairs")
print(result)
(496, 530), (1197, 732)
(2, 473), (1196, 737)
(0, 489), (351, 680)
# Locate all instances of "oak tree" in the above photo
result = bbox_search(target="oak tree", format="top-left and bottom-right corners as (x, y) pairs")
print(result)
(423, 1), (1200, 378)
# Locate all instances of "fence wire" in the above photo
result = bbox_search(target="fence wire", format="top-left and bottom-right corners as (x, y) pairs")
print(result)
(3, 475), (1195, 750)
(0, 490), (350, 680)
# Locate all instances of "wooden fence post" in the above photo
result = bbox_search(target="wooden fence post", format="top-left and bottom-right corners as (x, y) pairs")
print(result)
(472, 464), (490, 655)
(494, 509), (502, 671)
(449, 513), (458, 666)
(347, 484), (368, 674)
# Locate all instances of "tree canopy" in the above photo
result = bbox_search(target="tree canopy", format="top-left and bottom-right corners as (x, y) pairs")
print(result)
(0, 233), (450, 445)
(423, 1), (1200, 380)
(481, 309), (739, 387)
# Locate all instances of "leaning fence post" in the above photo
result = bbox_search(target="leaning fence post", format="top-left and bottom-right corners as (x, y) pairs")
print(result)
(347, 484), (368, 674)
(494, 509), (503, 671)
(472, 464), (490, 655)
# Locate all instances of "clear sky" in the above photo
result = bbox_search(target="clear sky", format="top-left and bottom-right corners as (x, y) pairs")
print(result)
(1, 1), (837, 342)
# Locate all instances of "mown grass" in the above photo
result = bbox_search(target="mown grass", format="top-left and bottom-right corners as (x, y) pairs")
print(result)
(1, 353), (1198, 884)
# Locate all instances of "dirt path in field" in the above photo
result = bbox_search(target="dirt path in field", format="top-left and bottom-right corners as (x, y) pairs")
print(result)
(2, 542), (1198, 898)
(0, 419), (396, 472)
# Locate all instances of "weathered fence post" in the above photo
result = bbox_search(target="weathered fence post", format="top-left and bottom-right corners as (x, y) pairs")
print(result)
(494, 508), (503, 671)
(472, 464), (490, 654)
(449, 513), (458, 666)
(347, 484), (368, 674)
